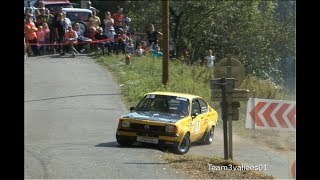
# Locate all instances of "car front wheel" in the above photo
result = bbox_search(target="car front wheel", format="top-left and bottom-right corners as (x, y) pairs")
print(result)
(116, 135), (134, 146)
(174, 134), (191, 154)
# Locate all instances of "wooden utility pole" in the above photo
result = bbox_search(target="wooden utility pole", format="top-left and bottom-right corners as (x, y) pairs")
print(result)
(162, 0), (169, 85)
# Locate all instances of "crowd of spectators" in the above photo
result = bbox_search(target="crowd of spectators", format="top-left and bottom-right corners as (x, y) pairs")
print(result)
(24, 0), (171, 60)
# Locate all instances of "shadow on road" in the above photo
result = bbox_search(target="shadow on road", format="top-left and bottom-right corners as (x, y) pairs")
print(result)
(124, 162), (169, 165)
(25, 93), (122, 102)
(48, 54), (89, 58)
(95, 141), (119, 147)
(95, 141), (169, 152)
(191, 141), (213, 147)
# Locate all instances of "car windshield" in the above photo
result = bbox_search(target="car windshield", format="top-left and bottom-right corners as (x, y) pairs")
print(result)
(66, 12), (91, 22)
(135, 94), (190, 116)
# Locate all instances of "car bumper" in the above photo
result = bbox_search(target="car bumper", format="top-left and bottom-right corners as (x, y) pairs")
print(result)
(116, 129), (181, 146)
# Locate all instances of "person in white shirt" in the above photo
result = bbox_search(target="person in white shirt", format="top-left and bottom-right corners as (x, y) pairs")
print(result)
(204, 49), (215, 68)
(62, 12), (72, 31)
(106, 27), (116, 53)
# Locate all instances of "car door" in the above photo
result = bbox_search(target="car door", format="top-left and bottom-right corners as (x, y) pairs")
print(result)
(190, 99), (206, 141)
(197, 98), (210, 136)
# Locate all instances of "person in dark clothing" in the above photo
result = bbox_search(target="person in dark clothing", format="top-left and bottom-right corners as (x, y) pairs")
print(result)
(53, 12), (66, 55)
(146, 24), (162, 50)
(114, 28), (126, 55)
(94, 27), (108, 54)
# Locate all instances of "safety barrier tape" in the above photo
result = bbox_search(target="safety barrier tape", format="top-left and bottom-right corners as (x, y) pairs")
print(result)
(26, 35), (131, 46)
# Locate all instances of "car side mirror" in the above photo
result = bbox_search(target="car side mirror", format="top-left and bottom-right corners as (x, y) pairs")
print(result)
(130, 107), (135, 112)
(191, 112), (198, 118)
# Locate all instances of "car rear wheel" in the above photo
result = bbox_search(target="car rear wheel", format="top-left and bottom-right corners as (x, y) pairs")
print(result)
(202, 126), (215, 145)
(116, 135), (134, 146)
(174, 134), (191, 154)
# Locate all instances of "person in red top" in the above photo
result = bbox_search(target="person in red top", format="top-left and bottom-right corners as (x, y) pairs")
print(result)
(64, 26), (78, 57)
(24, 13), (40, 56)
(112, 6), (124, 32)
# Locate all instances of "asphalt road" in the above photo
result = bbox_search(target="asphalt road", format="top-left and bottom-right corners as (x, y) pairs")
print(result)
(25, 54), (295, 179)
(24, 54), (185, 179)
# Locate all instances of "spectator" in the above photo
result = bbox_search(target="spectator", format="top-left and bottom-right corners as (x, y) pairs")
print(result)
(63, 12), (72, 31)
(141, 41), (150, 55)
(112, 6), (124, 32)
(53, 12), (66, 55)
(114, 28), (126, 55)
(65, 26), (78, 57)
(105, 27), (116, 54)
(24, 13), (40, 56)
(87, 1), (100, 13)
(151, 46), (163, 58)
(25, 0), (36, 18)
(36, 8), (48, 27)
(169, 41), (176, 60)
(46, 9), (56, 53)
(94, 27), (108, 54)
(37, 0), (45, 9)
(88, 27), (97, 50)
(42, 22), (51, 53)
(122, 10), (131, 32)
(51, 7), (64, 53)
(204, 49), (215, 68)
(34, 9), (40, 19)
(36, 25), (46, 54)
(125, 33), (134, 55)
(146, 24), (162, 50)
(88, 10), (101, 29)
(135, 43), (144, 57)
(73, 22), (86, 53)
(103, 11), (114, 36)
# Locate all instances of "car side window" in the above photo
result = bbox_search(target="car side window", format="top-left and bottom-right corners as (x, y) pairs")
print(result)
(191, 100), (201, 115)
(198, 99), (208, 113)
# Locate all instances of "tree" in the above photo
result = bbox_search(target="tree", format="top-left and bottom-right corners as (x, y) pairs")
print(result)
(127, 0), (295, 87)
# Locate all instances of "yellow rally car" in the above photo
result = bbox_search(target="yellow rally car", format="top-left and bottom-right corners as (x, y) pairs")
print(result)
(116, 91), (218, 154)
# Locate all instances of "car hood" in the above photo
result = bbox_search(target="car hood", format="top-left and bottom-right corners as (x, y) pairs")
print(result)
(121, 111), (185, 123)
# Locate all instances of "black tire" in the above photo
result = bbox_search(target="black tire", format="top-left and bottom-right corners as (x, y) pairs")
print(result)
(116, 135), (134, 146)
(174, 134), (191, 154)
(202, 126), (215, 145)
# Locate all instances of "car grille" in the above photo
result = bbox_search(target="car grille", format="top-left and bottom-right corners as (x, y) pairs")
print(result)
(130, 123), (165, 132)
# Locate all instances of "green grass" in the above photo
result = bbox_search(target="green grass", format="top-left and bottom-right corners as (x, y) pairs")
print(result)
(94, 53), (294, 137)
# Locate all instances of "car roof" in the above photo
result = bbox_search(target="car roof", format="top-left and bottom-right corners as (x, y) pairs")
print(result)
(42, 0), (71, 5)
(62, 8), (92, 13)
(145, 91), (202, 100)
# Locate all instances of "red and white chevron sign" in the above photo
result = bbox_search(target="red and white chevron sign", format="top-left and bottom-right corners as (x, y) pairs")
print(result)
(246, 98), (296, 131)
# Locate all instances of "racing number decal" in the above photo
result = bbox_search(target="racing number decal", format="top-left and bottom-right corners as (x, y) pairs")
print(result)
(195, 120), (200, 134)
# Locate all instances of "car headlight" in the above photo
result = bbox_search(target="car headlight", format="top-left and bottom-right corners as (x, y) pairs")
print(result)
(121, 120), (130, 128)
(165, 125), (176, 133)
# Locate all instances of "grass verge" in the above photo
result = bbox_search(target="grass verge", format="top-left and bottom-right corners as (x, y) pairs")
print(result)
(94, 53), (295, 151)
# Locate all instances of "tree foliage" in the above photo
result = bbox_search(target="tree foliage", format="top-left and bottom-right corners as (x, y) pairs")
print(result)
(125, 1), (295, 87)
